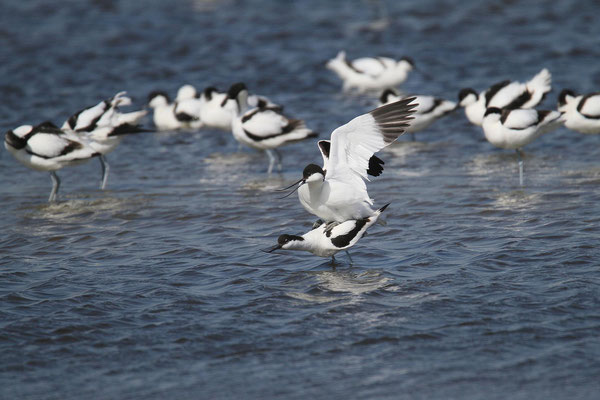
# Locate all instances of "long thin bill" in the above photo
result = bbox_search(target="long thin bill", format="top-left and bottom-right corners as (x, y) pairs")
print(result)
(277, 183), (303, 199)
(261, 245), (281, 253)
(275, 178), (304, 192)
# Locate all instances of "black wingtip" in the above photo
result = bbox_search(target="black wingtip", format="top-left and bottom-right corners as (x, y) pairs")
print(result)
(370, 97), (418, 143)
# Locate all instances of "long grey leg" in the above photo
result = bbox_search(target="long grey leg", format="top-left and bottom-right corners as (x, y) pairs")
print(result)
(330, 255), (336, 265)
(49, 171), (60, 202)
(265, 149), (276, 174)
(273, 149), (283, 172)
(345, 250), (353, 265)
(410, 132), (416, 142)
(516, 149), (524, 186)
(100, 155), (109, 190)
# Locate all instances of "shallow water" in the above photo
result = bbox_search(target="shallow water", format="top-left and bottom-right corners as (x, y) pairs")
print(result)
(1, 1), (600, 399)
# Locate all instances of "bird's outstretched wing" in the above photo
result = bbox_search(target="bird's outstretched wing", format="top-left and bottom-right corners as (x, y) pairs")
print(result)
(326, 97), (417, 190)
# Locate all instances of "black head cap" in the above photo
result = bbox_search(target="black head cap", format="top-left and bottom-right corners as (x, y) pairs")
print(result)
(484, 107), (502, 117)
(380, 88), (398, 104)
(148, 90), (170, 103)
(558, 89), (576, 107)
(4, 129), (27, 149)
(203, 86), (219, 100)
(458, 88), (477, 102)
(400, 56), (415, 68)
(227, 82), (247, 98)
(277, 234), (304, 245)
(302, 164), (325, 179)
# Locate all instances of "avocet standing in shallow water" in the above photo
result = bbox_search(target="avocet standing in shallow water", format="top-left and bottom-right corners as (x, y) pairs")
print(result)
(379, 88), (456, 141)
(458, 68), (552, 126)
(263, 204), (389, 264)
(481, 107), (562, 186)
(278, 97), (417, 223)
(62, 91), (148, 189)
(4, 122), (100, 202)
(558, 89), (600, 134)
(327, 51), (414, 92)
(227, 82), (317, 174)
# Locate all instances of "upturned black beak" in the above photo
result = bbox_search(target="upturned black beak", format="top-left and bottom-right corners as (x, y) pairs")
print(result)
(275, 177), (304, 192)
(261, 244), (282, 253)
(276, 179), (305, 199)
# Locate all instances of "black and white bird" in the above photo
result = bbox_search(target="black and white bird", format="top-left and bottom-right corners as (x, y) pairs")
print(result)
(481, 107), (562, 185)
(148, 91), (181, 131)
(278, 98), (417, 223)
(227, 83), (317, 174)
(4, 122), (100, 202)
(62, 91), (149, 189)
(558, 89), (600, 134)
(379, 88), (456, 140)
(326, 51), (414, 92)
(458, 68), (552, 126)
(199, 86), (282, 132)
(263, 203), (389, 264)
(172, 84), (203, 130)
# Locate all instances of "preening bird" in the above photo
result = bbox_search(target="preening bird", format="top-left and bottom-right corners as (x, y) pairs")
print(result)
(327, 51), (414, 92)
(4, 122), (100, 202)
(558, 89), (600, 134)
(458, 68), (552, 126)
(481, 107), (562, 185)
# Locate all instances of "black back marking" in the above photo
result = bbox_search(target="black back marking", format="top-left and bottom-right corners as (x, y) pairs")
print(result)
(420, 98), (443, 115)
(108, 124), (151, 136)
(34, 121), (63, 134)
(175, 112), (197, 122)
(330, 218), (369, 248)
(344, 58), (361, 74)
(499, 108), (512, 124)
(503, 90), (532, 110)
(578, 92), (600, 119)
(241, 108), (261, 123)
(243, 118), (311, 142)
(484, 80), (511, 106)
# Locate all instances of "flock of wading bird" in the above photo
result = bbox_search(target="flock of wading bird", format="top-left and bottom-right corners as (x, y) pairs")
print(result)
(4, 51), (599, 262)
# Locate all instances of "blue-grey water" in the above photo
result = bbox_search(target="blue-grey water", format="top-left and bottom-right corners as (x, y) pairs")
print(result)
(1, 1), (600, 399)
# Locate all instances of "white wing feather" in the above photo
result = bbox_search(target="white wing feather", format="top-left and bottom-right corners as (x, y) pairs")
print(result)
(326, 98), (417, 190)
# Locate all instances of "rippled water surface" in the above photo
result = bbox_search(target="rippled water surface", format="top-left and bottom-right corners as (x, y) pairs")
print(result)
(1, 1), (600, 399)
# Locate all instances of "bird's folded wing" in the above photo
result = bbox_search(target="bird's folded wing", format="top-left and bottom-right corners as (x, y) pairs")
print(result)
(242, 109), (291, 137)
(326, 97), (417, 189)
(26, 133), (81, 159)
(500, 109), (540, 130)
